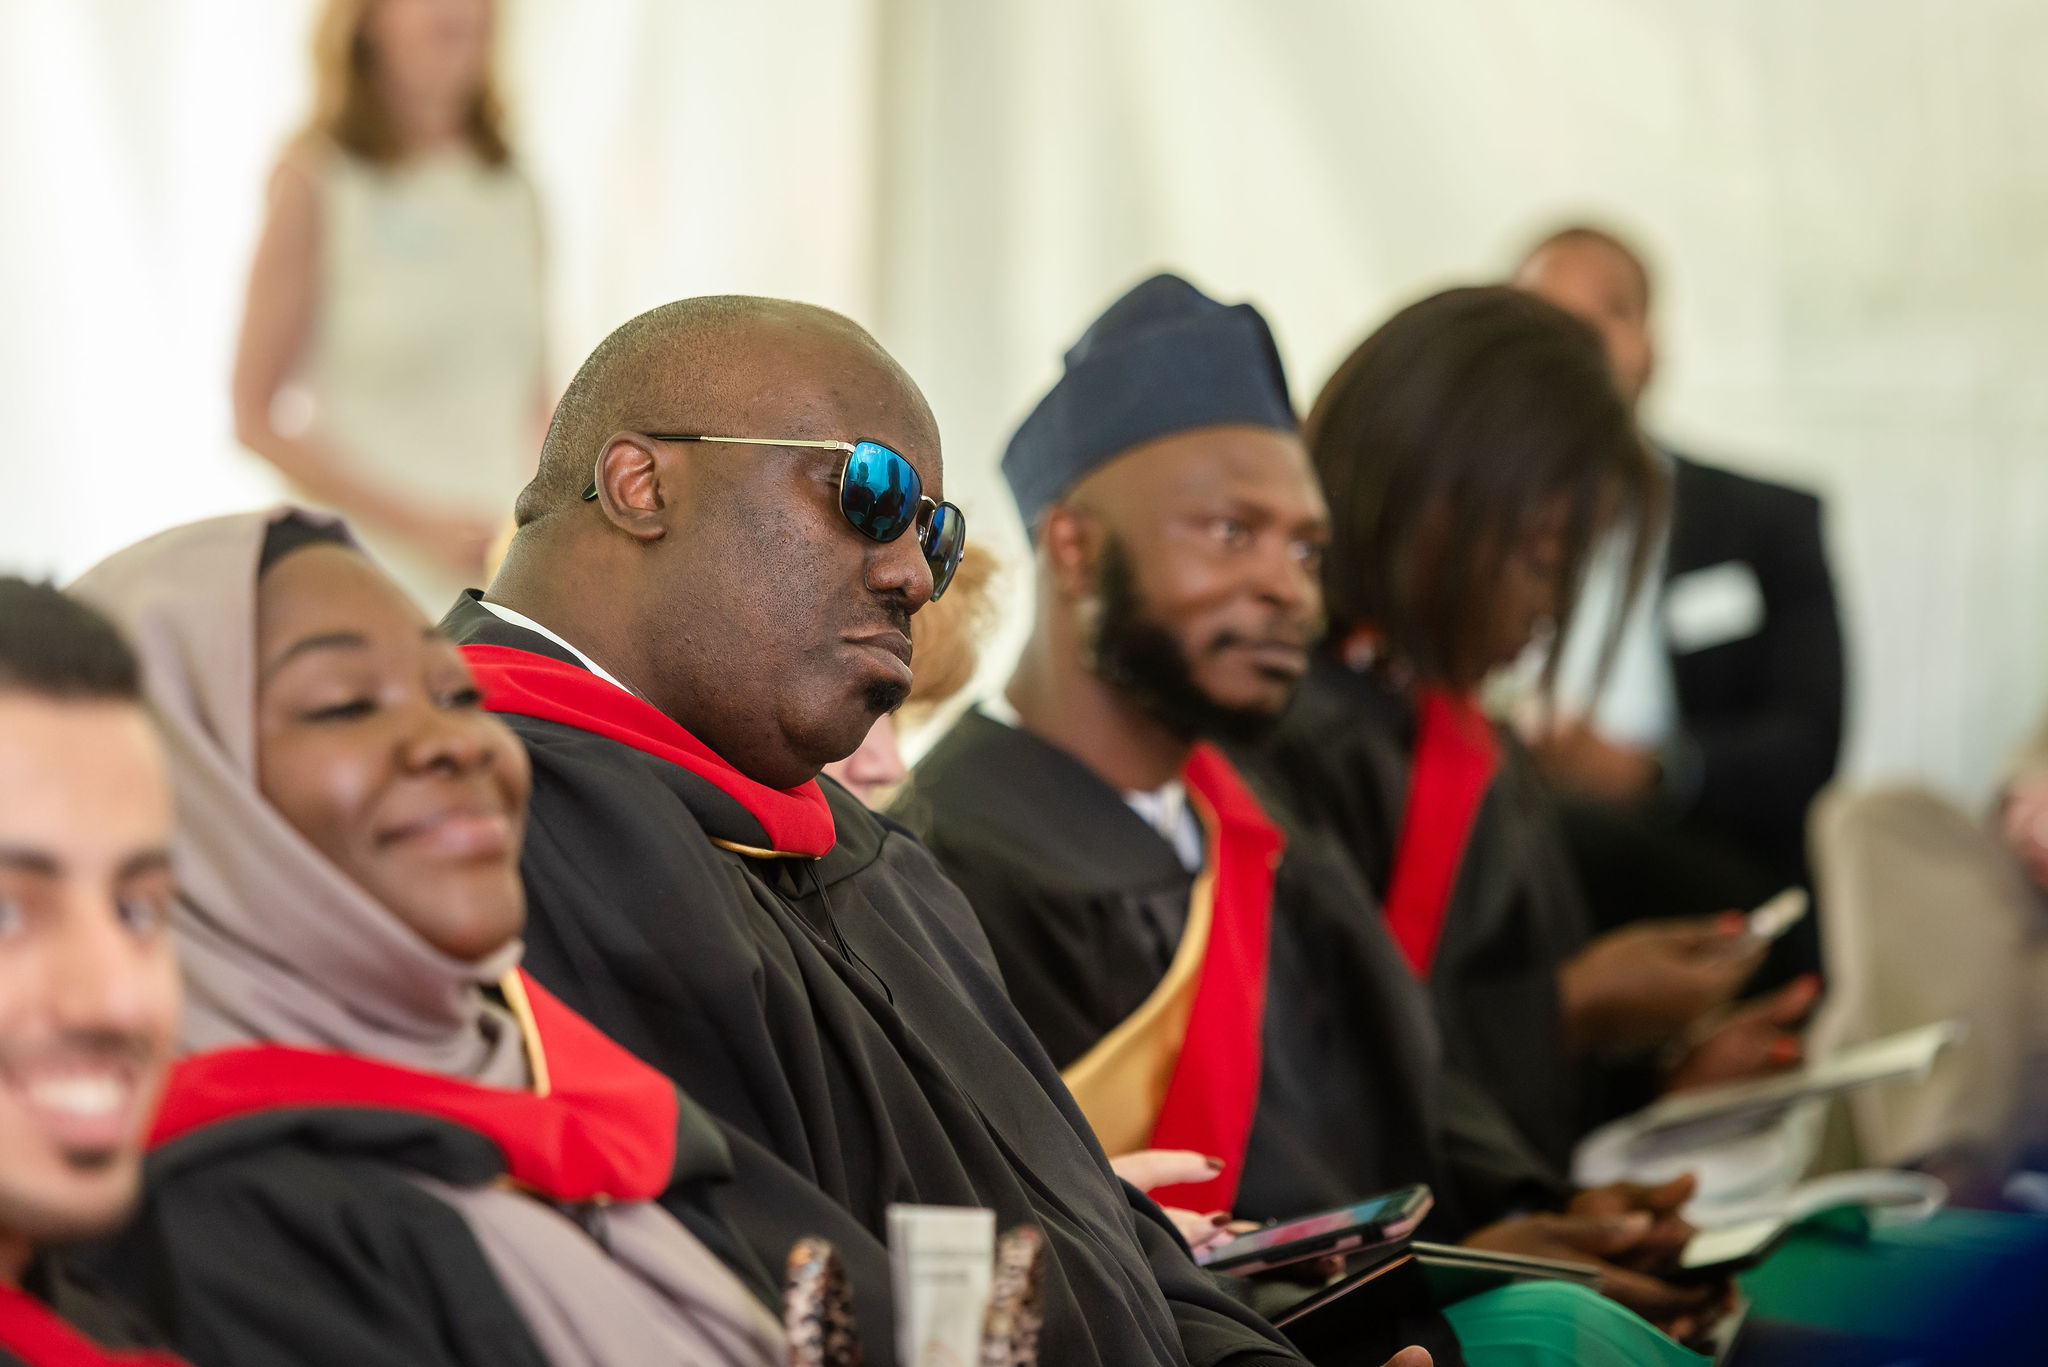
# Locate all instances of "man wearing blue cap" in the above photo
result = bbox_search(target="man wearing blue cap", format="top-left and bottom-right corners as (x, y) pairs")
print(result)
(899, 275), (1716, 1367)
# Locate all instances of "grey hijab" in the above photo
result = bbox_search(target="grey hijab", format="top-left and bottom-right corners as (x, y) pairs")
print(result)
(72, 508), (783, 1367)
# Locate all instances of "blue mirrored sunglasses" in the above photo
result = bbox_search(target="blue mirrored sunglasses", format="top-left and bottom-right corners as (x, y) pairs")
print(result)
(584, 435), (966, 598)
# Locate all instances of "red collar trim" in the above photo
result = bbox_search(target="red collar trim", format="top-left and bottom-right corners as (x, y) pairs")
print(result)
(0, 1288), (183, 1367)
(149, 972), (678, 1203)
(460, 643), (836, 858)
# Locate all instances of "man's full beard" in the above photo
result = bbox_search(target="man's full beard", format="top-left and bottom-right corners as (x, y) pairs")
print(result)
(1088, 536), (1281, 746)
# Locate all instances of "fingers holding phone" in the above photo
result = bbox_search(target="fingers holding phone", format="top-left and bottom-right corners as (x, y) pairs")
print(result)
(1667, 972), (1823, 1092)
(1559, 917), (1763, 1053)
(1109, 1150), (1239, 1251)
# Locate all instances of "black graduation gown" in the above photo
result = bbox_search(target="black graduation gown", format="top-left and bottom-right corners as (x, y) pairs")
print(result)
(2, 1258), (175, 1367)
(442, 595), (1303, 1367)
(896, 710), (1567, 1237)
(1664, 454), (1844, 891)
(1242, 658), (1596, 1172)
(73, 1093), (762, 1367)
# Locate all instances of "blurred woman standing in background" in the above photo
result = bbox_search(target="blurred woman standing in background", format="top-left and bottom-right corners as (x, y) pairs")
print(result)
(233, 0), (546, 610)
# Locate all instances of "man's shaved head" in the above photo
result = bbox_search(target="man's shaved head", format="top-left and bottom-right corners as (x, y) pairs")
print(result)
(1513, 224), (1658, 408)
(1515, 226), (1652, 313)
(517, 296), (929, 527)
(489, 294), (948, 789)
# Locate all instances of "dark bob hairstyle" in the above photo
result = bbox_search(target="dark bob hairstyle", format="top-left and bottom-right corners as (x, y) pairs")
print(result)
(1306, 284), (1663, 691)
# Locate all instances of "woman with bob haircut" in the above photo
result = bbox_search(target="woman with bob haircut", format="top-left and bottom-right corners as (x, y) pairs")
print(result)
(1250, 285), (1819, 1182)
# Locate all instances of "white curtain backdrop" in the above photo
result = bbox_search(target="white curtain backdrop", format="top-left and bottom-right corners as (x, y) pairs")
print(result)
(0, 0), (879, 574)
(3, 0), (2044, 802)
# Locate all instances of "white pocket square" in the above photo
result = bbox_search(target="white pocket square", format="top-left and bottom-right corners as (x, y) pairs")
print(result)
(1664, 561), (1765, 654)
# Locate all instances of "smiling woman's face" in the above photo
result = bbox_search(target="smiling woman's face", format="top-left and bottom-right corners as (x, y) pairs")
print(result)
(254, 544), (529, 961)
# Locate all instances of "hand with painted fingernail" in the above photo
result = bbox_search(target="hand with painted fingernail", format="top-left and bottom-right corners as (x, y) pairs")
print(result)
(1666, 973), (1822, 1092)
(1159, 1209), (1236, 1251)
(1109, 1149), (1236, 1250)
(1108, 1148), (1226, 1191)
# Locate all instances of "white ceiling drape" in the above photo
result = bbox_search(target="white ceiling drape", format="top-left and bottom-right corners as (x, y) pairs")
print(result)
(3, 0), (2044, 800)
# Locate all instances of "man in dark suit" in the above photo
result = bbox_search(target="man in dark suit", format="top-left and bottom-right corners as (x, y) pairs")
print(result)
(1512, 226), (1845, 987)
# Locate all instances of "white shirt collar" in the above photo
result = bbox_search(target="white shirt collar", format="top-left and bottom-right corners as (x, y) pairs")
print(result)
(977, 697), (1204, 873)
(1123, 780), (1205, 874)
(473, 598), (640, 698)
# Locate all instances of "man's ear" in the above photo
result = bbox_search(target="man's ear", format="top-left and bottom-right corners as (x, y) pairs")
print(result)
(1039, 502), (1103, 601)
(591, 434), (671, 543)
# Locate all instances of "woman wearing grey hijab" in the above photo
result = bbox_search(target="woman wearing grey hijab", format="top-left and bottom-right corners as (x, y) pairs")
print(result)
(68, 508), (792, 1367)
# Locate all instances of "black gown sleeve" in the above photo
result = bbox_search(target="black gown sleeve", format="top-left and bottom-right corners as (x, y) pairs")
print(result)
(1119, 1184), (1306, 1367)
(1436, 1069), (1572, 1221)
(84, 1147), (552, 1367)
(922, 829), (1163, 1069)
(688, 1117), (902, 1363)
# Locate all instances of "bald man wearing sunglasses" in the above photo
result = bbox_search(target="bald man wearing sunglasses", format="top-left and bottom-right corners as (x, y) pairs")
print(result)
(441, 297), (1354, 1367)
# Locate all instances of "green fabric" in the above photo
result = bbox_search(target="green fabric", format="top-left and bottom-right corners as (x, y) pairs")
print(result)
(1443, 1281), (1706, 1367)
(1740, 1207), (2045, 1340)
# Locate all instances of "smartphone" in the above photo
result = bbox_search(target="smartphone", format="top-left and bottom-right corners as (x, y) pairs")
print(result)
(1671, 1217), (1790, 1282)
(1195, 1184), (1433, 1275)
(1745, 888), (1808, 945)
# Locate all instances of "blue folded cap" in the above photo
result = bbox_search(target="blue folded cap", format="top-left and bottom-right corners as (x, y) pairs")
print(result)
(1001, 273), (1296, 535)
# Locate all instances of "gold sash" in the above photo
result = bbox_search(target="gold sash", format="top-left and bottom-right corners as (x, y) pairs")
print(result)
(1060, 865), (1217, 1157)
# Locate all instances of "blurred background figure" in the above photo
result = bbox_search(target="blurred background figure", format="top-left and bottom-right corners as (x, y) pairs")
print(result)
(1513, 226), (1845, 991)
(2005, 718), (2048, 898)
(1806, 702), (2048, 1196)
(232, 0), (546, 610)
(823, 545), (1003, 807)
(820, 713), (908, 809)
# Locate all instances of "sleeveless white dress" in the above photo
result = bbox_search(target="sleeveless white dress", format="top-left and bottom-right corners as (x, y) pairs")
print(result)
(298, 142), (543, 610)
